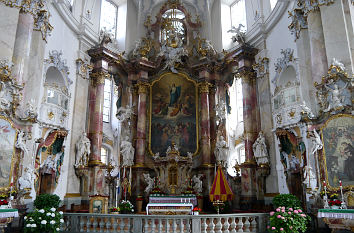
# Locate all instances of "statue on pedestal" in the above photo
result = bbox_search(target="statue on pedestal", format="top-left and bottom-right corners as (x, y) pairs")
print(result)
(252, 131), (269, 165)
(310, 130), (323, 155)
(75, 132), (91, 167)
(215, 136), (228, 166)
(18, 167), (35, 190)
(303, 165), (317, 191)
(120, 136), (134, 167)
(192, 174), (203, 194)
(143, 173), (154, 194)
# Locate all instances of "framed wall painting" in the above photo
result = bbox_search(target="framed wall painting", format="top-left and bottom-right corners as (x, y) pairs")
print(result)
(0, 116), (17, 192)
(148, 72), (198, 157)
(321, 114), (354, 191)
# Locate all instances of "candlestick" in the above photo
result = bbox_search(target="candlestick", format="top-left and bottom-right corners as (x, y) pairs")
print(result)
(339, 183), (347, 209)
(323, 184), (329, 209)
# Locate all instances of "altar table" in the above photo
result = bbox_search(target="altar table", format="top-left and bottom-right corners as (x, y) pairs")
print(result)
(149, 195), (197, 207)
(146, 203), (194, 215)
(0, 209), (18, 233)
(318, 209), (354, 232)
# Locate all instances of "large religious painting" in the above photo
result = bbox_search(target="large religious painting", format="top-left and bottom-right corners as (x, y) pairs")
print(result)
(321, 114), (354, 190)
(149, 72), (198, 156)
(0, 116), (17, 188)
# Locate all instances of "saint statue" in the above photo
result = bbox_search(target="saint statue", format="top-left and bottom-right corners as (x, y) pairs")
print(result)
(75, 132), (91, 167)
(15, 130), (28, 157)
(303, 165), (317, 191)
(310, 130), (323, 155)
(215, 136), (228, 166)
(143, 173), (154, 194)
(120, 136), (134, 167)
(18, 167), (35, 190)
(192, 174), (203, 194)
(324, 82), (348, 111)
(252, 131), (269, 165)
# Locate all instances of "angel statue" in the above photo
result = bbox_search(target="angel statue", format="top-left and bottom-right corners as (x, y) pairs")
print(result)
(215, 136), (228, 166)
(310, 130), (323, 155)
(116, 105), (134, 122)
(192, 174), (203, 194)
(324, 82), (348, 111)
(15, 130), (28, 157)
(227, 24), (246, 44)
(18, 166), (35, 190)
(303, 165), (317, 191)
(120, 136), (135, 167)
(75, 132), (91, 167)
(252, 131), (269, 165)
(143, 173), (154, 194)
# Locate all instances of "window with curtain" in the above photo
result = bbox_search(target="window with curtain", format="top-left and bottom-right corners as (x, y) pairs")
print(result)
(100, 0), (118, 37)
(103, 78), (112, 123)
(230, 0), (247, 31)
(270, 0), (278, 10)
(101, 147), (109, 164)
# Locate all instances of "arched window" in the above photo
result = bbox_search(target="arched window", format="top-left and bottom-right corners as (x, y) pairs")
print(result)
(230, 0), (247, 31)
(100, 0), (118, 37)
(227, 144), (245, 176)
(103, 78), (112, 123)
(161, 8), (186, 45)
(270, 0), (278, 10)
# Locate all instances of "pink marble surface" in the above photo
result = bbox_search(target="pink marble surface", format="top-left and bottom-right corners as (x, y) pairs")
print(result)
(135, 91), (147, 164)
(200, 91), (211, 164)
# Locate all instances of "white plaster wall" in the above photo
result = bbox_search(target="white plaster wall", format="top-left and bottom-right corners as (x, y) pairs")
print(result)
(125, 0), (138, 53)
(221, 2), (232, 50)
(117, 2), (127, 51)
(0, 5), (19, 60)
(211, 0), (223, 51)
(44, 2), (80, 200)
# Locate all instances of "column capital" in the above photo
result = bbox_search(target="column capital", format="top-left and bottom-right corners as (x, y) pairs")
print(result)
(1, 0), (44, 15)
(136, 82), (149, 94)
(235, 68), (257, 84)
(90, 71), (110, 86)
(198, 82), (212, 93)
(297, 0), (335, 15)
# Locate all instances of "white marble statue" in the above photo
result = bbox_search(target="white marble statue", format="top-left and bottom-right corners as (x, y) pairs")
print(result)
(120, 136), (134, 167)
(300, 101), (315, 118)
(227, 24), (246, 44)
(310, 130), (323, 155)
(18, 167), (35, 190)
(116, 105), (134, 122)
(24, 99), (38, 119)
(143, 173), (154, 194)
(15, 130), (28, 157)
(324, 82), (348, 111)
(132, 39), (142, 57)
(75, 132), (91, 167)
(99, 28), (113, 46)
(40, 155), (56, 174)
(331, 58), (345, 71)
(192, 174), (203, 194)
(215, 136), (228, 166)
(0, 81), (10, 109)
(252, 131), (269, 165)
(303, 165), (317, 191)
(289, 155), (300, 170)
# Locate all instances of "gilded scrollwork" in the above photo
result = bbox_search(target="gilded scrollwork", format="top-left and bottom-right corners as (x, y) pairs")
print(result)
(296, 0), (335, 15)
(33, 9), (53, 42)
(90, 71), (109, 86)
(0, 0), (44, 15)
(76, 58), (93, 80)
(288, 8), (308, 41)
(253, 57), (269, 78)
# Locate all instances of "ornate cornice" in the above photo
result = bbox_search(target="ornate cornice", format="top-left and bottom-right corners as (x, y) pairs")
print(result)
(296, 0), (335, 15)
(0, 0), (44, 15)
(252, 57), (269, 78)
(288, 8), (308, 41)
(235, 68), (257, 84)
(33, 9), (53, 42)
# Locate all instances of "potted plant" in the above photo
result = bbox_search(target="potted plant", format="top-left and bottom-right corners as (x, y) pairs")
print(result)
(118, 200), (134, 214)
(109, 207), (120, 214)
(0, 199), (8, 209)
(328, 199), (341, 209)
(272, 194), (301, 209)
(193, 207), (201, 215)
(24, 194), (64, 233)
(268, 206), (310, 233)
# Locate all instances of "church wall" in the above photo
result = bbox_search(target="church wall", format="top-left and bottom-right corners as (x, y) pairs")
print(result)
(320, 0), (353, 76)
(117, 1), (127, 51)
(260, 3), (296, 195)
(0, 5), (19, 60)
(125, 0), (137, 52)
(210, 0), (223, 51)
(44, 3), (81, 200)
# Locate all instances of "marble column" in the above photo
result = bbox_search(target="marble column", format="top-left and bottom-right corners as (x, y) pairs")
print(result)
(88, 71), (109, 164)
(209, 85), (216, 164)
(12, 11), (34, 85)
(307, 10), (328, 84)
(135, 82), (148, 166)
(199, 82), (212, 165)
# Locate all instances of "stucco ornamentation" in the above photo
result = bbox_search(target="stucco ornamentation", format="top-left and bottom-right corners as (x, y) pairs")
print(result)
(288, 8), (308, 41)
(76, 58), (92, 80)
(33, 9), (53, 42)
(253, 57), (269, 78)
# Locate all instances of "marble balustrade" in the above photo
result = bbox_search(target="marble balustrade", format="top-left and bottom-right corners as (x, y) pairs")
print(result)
(61, 212), (268, 233)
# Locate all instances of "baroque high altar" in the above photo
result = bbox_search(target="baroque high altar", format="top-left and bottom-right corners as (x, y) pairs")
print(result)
(75, 0), (268, 209)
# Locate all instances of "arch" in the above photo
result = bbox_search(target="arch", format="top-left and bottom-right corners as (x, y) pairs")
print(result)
(277, 65), (297, 87)
(45, 66), (66, 87)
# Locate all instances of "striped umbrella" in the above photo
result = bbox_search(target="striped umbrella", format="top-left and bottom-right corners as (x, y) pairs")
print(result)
(209, 166), (234, 202)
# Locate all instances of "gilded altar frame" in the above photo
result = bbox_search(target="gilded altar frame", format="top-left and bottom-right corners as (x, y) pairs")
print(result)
(148, 72), (199, 157)
(0, 115), (18, 194)
(320, 114), (354, 192)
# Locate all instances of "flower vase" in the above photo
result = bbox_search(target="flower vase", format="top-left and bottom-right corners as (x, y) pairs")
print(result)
(136, 200), (143, 213)
(331, 205), (340, 209)
(194, 212), (199, 215)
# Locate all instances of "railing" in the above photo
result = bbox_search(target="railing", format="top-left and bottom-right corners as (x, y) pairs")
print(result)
(61, 213), (268, 233)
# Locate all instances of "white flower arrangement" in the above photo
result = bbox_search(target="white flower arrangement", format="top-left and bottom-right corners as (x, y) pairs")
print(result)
(24, 208), (64, 233)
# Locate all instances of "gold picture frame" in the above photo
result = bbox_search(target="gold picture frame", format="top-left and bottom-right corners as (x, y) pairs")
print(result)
(89, 195), (108, 214)
(148, 72), (199, 157)
(320, 114), (354, 191)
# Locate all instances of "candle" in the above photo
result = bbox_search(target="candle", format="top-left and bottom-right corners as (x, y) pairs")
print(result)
(323, 181), (326, 187)
(340, 180), (342, 186)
